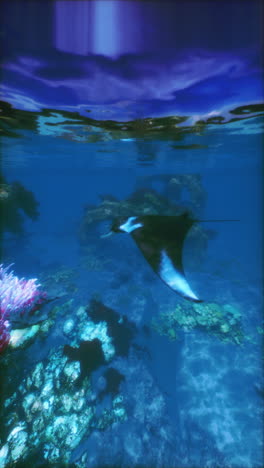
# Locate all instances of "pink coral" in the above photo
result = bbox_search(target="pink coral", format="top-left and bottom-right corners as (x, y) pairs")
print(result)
(0, 264), (46, 353)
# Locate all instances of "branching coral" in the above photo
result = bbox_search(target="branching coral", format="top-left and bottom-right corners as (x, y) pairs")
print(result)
(0, 264), (46, 353)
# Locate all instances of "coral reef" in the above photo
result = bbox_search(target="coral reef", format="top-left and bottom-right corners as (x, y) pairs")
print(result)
(0, 348), (126, 467)
(0, 264), (47, 353)
(0, 299), (131, 466)
(87, 299), (136, 357)
(64, 338), (106, 385)
(152, 301), (244, 344)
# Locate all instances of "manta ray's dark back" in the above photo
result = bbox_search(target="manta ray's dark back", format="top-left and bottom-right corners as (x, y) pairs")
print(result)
(131, 213), (195, 273)
(111, 212), (201, 302)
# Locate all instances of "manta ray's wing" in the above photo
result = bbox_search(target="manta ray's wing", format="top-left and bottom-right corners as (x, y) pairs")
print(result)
(120, 214), (202, 302)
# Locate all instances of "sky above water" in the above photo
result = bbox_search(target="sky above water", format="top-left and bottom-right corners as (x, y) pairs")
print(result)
(0, 0), (263, 120)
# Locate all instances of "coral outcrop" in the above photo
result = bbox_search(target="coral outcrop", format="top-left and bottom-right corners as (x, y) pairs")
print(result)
(152, 301), (244, 344)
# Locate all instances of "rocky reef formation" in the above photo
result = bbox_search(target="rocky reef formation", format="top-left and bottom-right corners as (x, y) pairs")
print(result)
(0, 347), (126, 467)
(0, 298), (136, 467)
(0, 173), (39, 236)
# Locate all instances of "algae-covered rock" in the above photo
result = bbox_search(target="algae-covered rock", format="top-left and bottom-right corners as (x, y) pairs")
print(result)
(31, 362), (45, 389)
(0, 444), (9, 468)
(80, 319), (115, 362)
(1, 339), (126, 466)
(220, 323), (230, 334)
(63, 360), (81, 383)
(63, 318), (75, 336)
(1, 299), (132, 466)
(7, 424), (28, 462)
(9, 325), (40, 349)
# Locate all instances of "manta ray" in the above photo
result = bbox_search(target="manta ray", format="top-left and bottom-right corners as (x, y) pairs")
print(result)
(103, 213), (237, 302)
(106, 212), (202, 302)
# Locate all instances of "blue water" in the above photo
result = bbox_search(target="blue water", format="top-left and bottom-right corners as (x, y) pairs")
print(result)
(0, 2), (263, 468)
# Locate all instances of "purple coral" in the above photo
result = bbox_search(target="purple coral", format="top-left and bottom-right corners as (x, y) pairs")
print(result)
(0, 264), (46, 353)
